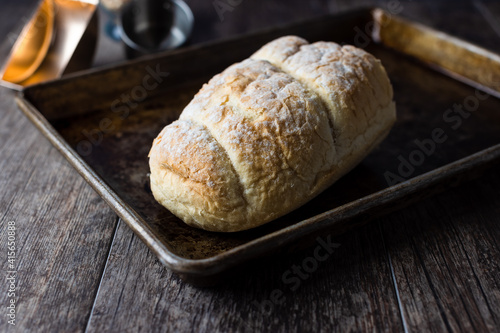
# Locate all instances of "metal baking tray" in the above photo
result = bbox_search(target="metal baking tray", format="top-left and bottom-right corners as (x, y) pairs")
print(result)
(16, 8), (500, 284)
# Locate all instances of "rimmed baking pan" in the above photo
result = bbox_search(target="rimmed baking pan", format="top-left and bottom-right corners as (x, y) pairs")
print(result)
(16, 8), (500, 284)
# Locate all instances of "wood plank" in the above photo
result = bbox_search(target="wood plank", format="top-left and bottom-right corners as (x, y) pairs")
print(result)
(86, 219), (403, 332)
(381, 167), (500, 332)
(86, 1), (404, 331)
(374, 1), (500, 332)
(2, 0), (498, 332)
(86, 0), (500, 332)
(0, 86), (118, 331)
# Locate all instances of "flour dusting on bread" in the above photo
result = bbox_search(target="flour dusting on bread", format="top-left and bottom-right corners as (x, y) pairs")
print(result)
(149, 36), (396, 232)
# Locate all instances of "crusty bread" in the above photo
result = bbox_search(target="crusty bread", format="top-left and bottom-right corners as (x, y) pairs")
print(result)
(149, 36), (396, 232)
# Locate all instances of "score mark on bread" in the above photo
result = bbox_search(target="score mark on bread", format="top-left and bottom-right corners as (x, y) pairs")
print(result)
(149, 36), (396, 232)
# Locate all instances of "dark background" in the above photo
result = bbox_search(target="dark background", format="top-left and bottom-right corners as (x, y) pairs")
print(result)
(1, 0), (500, 332)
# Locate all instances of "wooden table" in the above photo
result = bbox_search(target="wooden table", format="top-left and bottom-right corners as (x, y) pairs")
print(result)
(1, 0), (499, 332)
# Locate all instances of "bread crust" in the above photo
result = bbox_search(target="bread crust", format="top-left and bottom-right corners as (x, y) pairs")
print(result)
(149, 36), (396, 232)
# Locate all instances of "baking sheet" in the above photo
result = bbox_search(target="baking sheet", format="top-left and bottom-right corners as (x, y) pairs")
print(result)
(16, 8), (500, 284)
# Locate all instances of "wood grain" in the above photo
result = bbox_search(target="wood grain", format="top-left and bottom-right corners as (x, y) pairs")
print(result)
(381, 167), (500, 332)
(0, 86), (118, 331)
(86, 1), (500, 332)
(379, 2), (500, 331)
(1, 0), (500, 332)
(86, 219), (404, 333)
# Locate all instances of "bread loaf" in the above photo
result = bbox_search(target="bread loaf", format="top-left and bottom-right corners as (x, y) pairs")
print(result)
(149, 36), (396, 232)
